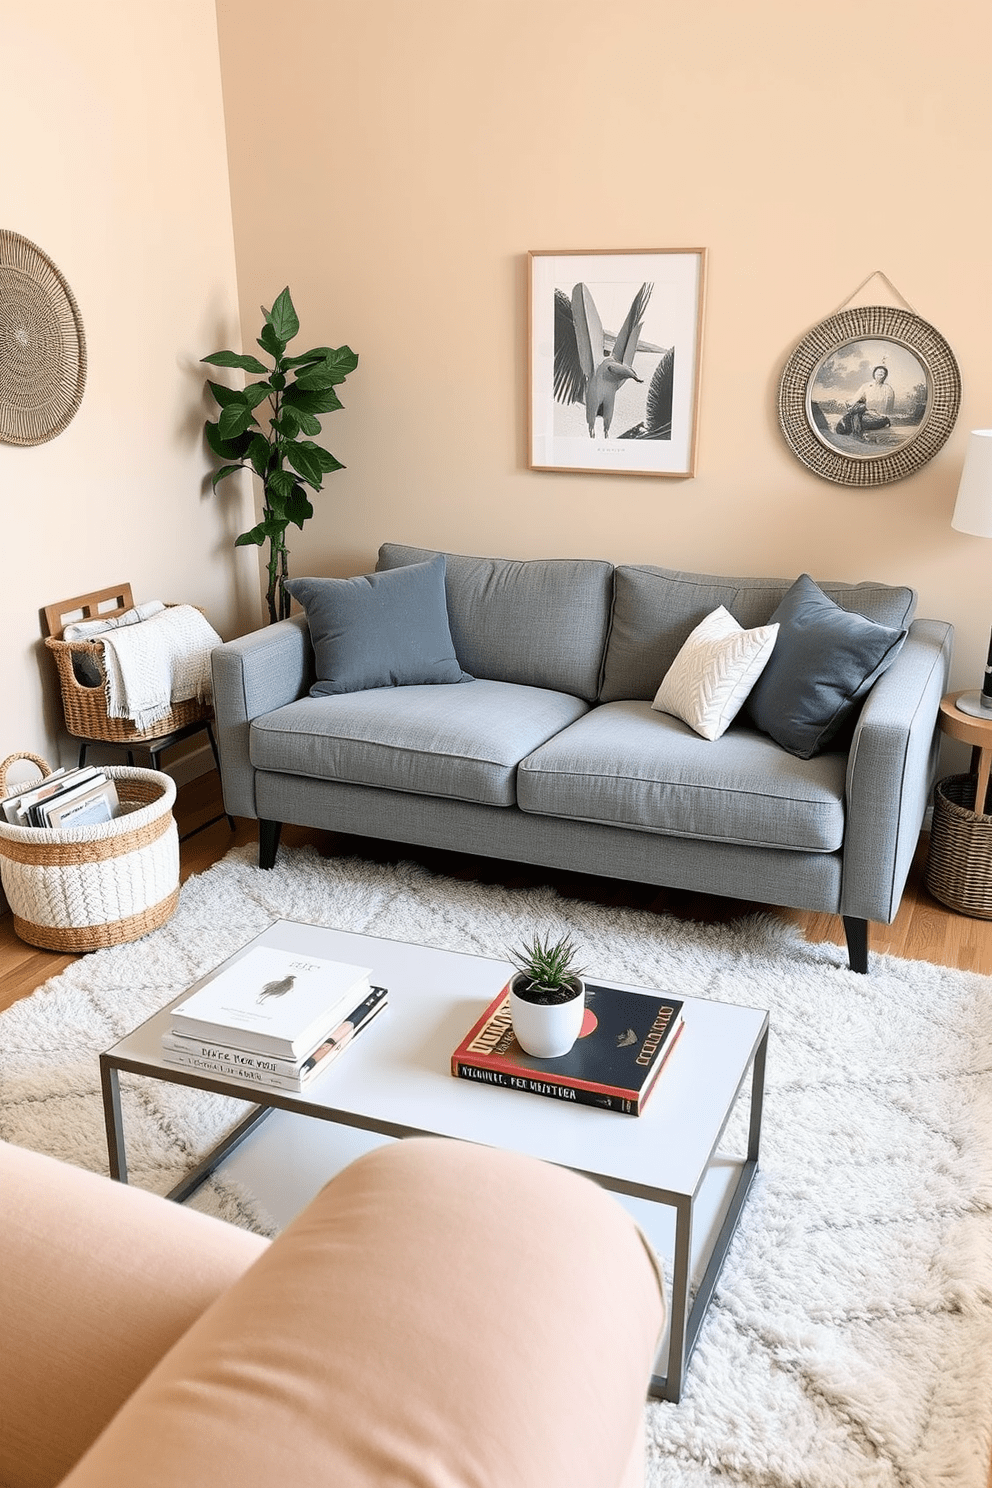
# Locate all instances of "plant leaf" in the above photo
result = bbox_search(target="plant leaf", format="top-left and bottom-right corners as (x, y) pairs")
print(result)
(266, 287), (300, 344)
(207, 380), (245, 409)
(266, 468), (297, 500)
(258, 515), (289, 538)
(282, 351), (327, 370)
(283, 385), (343, 416)
(210, 463), (246, 489)
(290, 407), (322, 436)
(258, 322), (286, 360)
(286, 486), (314, 528)
(242, 382), (273, 409)
(218, 403), (258, 440)
(296, 439), (343, 474)
(284, 443), (324, 487)
(234, 523), (268, 547)
(202, 350), (268, 373)
(272, 411), (300, 440)
(247, 433), (271, 476)
(205, 421), (252, 460)
(296, 346), (359, 387)
(294, 366), (340, 392)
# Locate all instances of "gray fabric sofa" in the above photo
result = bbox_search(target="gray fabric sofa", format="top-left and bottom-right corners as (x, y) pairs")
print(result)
(211, 542), (954, 973)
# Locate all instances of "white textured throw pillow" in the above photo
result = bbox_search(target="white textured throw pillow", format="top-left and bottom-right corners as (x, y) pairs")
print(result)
(652, 606), (779, 741)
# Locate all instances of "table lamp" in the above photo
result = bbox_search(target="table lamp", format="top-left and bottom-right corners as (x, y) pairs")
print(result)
(951, 429), (992, 717)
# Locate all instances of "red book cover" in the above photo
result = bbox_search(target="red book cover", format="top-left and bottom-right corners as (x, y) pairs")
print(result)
(451, 980), (684, 1115)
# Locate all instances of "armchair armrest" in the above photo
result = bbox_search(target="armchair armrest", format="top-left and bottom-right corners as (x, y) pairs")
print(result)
(0, 1141), (267, 1488)
(210, 616), (312, 819)
(842, 617), (953, 923)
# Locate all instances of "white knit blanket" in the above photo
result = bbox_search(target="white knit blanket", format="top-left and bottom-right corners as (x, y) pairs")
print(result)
(101, 604), (222, 731)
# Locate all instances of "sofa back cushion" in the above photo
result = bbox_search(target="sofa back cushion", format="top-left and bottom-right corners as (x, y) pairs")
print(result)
(377, 543), (614, 702)
(286, 557), (472, 696)
(599, 565), (917, 702)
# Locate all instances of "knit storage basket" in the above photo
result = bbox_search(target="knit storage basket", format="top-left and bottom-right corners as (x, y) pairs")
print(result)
(925, 773), (992, 919)
(0, 755), (180, 951)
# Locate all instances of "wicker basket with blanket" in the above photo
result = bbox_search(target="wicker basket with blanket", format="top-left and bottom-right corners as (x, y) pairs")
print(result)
(43, 585), (220, 747)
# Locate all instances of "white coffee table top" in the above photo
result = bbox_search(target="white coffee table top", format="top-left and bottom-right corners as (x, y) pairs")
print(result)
(108, 918), (768, 1204)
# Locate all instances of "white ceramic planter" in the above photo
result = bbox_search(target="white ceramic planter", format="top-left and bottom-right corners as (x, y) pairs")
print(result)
(509, 974), (585, 1058)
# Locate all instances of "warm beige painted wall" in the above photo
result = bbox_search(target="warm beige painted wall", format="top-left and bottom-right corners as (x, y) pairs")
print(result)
(0, 0), (256, 777)
(216, 0), (992, 721)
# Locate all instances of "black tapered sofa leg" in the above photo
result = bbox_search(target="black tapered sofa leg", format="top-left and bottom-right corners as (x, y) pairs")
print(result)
(259, 819), (282, 870)
(842, 916), (869, 974)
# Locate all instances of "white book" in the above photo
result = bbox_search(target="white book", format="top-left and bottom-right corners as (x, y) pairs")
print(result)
(161, 985), (386, 1072)
(162, 987), (389, 1091)
(170, 945), (373, 1058)
(42, 780), (119, 828)
(2, 769), (69, 823)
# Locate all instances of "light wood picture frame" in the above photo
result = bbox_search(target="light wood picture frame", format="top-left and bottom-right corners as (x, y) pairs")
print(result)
(528, 248), (706, 478)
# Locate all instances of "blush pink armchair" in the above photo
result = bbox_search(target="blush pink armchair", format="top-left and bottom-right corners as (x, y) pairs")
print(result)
(1, 1136), (665, 1488)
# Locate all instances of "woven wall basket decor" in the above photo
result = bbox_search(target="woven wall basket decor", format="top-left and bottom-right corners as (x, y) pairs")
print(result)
(0, 230), (87, 446)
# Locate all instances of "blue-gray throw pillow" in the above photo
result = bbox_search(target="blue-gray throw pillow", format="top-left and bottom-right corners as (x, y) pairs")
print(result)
(286, 555), (472, 697)
(744, 573), (907, 759)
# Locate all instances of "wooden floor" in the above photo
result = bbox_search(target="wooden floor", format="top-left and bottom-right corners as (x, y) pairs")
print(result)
(3, 769), (992, 1015)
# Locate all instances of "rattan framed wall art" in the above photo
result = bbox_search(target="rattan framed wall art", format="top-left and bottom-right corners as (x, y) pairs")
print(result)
(778, 304), (961, 487)
(0, 229), (87, 446)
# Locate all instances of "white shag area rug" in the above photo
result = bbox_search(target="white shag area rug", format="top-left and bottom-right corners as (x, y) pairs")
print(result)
(2, 842), (992, 1488)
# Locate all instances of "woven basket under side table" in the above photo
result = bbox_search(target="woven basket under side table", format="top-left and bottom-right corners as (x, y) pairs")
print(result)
(925, 773), (992, 919)
(0, 759), (180, 951)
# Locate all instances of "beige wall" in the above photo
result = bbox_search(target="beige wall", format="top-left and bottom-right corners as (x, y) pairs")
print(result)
(3, 2), (988, 787)
(215, 0), (992, 732)
(0, 0), (256, 778)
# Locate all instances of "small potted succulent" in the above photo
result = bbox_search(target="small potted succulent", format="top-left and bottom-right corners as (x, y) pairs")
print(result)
(507, 932), (586, 1059)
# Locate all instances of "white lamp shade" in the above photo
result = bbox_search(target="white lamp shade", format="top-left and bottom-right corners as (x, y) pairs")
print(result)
(952, 430), (992, 537)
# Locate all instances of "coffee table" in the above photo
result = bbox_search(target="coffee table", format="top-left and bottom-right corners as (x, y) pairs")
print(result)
(100, 918), (768, 1403)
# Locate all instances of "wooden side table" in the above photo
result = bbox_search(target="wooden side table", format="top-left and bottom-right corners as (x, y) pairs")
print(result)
(937, 691), (992, 815)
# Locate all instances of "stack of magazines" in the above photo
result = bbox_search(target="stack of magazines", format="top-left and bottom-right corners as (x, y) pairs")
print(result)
(161, 945), (387, 1094)
(2, 766), (120, 828)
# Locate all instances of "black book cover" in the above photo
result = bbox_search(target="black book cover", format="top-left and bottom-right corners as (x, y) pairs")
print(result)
(452, 981), (684, 1114)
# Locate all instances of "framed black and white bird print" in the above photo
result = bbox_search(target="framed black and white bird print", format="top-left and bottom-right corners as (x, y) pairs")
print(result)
(528, 248), (706, 478)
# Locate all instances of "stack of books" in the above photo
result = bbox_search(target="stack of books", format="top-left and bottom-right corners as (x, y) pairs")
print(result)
(162, 945), (387, 1094)
(451, 980), (684, 1115)
(2, 766), (120, 828)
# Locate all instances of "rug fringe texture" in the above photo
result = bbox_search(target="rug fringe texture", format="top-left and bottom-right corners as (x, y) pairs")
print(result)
(2, 842), (992, 1487)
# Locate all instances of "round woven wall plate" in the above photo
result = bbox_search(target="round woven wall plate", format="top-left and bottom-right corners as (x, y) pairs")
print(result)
(778, 305), (960, 487)
(0, 230), (87, 446)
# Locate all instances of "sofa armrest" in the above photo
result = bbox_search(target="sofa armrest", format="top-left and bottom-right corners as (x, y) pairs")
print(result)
(61, 1139), (666, 1488)
(842, 617), (953, 923)
(210, 615), (312, 819)
(0, 1141), (268, 1488)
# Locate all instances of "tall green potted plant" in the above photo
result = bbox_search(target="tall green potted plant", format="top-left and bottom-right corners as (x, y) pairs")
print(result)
(202, 287), (358, 624)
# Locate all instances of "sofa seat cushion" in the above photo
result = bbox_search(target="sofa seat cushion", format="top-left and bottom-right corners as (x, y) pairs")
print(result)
(251, 680), (590, 808)
(517, 702), (848, 851)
